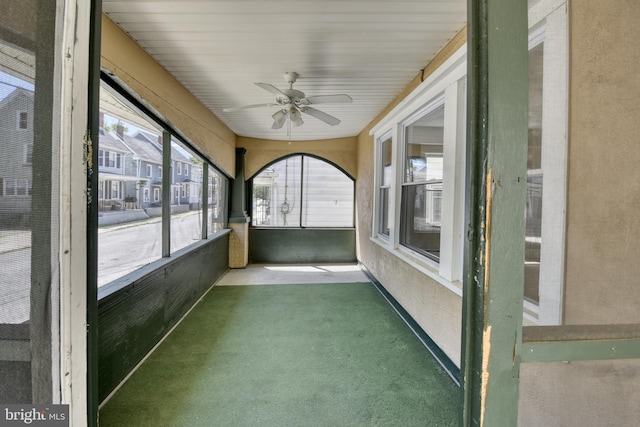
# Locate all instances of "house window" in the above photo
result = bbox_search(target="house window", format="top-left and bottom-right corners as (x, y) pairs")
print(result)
(251, 155), (354, 228)
(98, 149), (104, 167)
(177, 162), (182, 175)
(400, 101), (445, 262)
(111, 181), (121, 199)
(146, 164), (152, 177)
(377, 134), (393, 238)
(153, 187), (160, 202)
(143, 188), (150, 202)
(181, 184), (187, 198)
(158, 166), (162, 178)
(24, 144), (33, 165)
(370, 46), (466, 290)
(184, 164), (189, 176)
(2, 179), (32, 196)
(17, 111), (28, 130)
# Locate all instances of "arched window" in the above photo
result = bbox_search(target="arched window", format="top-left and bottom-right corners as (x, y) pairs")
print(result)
(251, 155), (354, 228)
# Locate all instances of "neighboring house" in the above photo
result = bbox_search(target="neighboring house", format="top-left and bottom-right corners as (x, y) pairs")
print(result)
(97, 127), (138, 211)
(188, 161), (203, 209)
(170, 144), (199, 209)
(120, 130), (164, 210)
(0, 88), (33, 227)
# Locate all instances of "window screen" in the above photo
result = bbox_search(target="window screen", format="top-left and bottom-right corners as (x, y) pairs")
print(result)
(0, 1), (61, 403)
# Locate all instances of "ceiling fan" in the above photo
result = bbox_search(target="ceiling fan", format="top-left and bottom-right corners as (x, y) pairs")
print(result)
(223, 72), (353, 129)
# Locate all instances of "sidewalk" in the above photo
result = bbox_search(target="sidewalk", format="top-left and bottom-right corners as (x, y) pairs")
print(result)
(0, 230), (31, 255)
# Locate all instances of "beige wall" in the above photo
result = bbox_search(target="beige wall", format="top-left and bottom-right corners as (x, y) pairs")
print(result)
(237, 136), (358, 179)
(100, 15), (236, 177)
(519, 359), (640, 426)
(564, 0), (640, 325)
(355, 29), (467, 366)
(519, 2), (640, 425)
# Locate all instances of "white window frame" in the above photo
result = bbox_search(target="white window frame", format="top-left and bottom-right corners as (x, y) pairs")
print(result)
(143, 187), (150, 202)
(146, 164), (152, 177)
(523, 0), (568, 325)
(177, 162), (182, 175)
(376, 131), (393, 240)
(2, 178), (31, 196)
(158, 166), (162, 178)
(370, 45), (467, 295)
(153, 187), (160, 202)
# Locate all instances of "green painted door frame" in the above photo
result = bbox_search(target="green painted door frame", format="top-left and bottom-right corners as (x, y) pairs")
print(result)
(462, 0), (528, 425)
(87, 0), (102, 425)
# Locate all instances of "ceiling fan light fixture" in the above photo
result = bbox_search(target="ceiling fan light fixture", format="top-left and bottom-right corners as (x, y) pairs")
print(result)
(272, 109), (288, 129)
(289, 107), (304, 127)
(223, 71), (352, 131)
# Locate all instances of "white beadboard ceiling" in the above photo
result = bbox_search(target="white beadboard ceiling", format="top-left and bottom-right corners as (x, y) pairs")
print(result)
(102, 0), (467, 142)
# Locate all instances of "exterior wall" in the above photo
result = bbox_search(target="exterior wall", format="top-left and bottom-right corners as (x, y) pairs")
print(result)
(355, 29), (467, 367)
(519, 359), (640, 427)
(238, 136), (358, 179)
(516, 2), (640, 425)
(564, 0), (640, 325)
(100, 15), (236, 177)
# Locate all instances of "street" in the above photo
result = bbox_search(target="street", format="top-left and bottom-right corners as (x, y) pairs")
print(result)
(0, 210), (204, 323)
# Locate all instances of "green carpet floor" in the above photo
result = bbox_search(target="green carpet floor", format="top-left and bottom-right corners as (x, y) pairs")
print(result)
(99, 283), (460, 426)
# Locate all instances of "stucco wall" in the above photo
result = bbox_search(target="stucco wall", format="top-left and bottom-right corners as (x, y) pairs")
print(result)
(518, 2), (640, 425)
(355, 29), (467, 367)
(100, 15), (236, 177)
(519, 359), (640, 427)
(563, 0), (640, 325)
(237, 136), (358, 179)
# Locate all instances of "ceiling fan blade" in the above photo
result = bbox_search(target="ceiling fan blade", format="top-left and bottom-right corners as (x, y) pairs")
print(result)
(223, 103), (277, 112)
(301, 107), (341, 126)
(255, 82), (288, 98)
(304, 94), (353, 105)
(271, 109), (287, 129)
(289, 108), (304, 127)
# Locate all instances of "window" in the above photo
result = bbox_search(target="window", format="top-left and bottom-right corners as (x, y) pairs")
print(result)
(24, 144), (33, 164)
(98, 78), (228, 288)
(377, 134), (393, 238)
(98, 83), (163, 287)
(251, 155), (354, 228)
(17, 111), (28, 130)
(170, 139), (203, 253)
(400, 101), (445, 262)
(370, 46), (466, 290)
(2, 179), (32, 196)
(522, 4), (568, 325)
(208, 165), (226, 236)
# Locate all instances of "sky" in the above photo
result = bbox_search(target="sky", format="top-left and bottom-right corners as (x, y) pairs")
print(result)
(0, 70), (34, 101)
